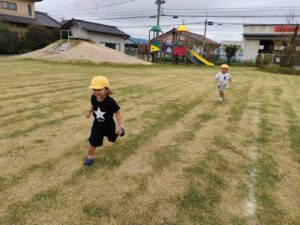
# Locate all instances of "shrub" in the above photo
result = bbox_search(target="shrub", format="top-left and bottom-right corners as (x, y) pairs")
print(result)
(0, 23), (21, 54)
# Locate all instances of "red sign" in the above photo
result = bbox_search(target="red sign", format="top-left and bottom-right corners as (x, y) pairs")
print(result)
(274, 26), (300, 33)
(173, 47), (186, 56)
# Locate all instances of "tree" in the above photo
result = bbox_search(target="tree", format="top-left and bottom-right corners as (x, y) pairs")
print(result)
(274, 11), (300, 68)
(22, 25), (59, 52)
(224, 45), (238, 64)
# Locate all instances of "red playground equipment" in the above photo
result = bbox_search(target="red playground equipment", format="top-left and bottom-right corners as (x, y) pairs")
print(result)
(138, 25), (216, 66)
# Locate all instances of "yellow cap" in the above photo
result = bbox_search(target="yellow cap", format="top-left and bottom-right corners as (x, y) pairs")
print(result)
(88, 76), (110, 89)
(220, 64), (229, 69)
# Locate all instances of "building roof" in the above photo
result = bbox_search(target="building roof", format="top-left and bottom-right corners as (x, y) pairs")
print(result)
(243, 33), (300, 40)
(35, 12), (61, 28)
(156, 28), (219, 46)
(125, 38), (148, 45)
(244, 23), (300, 27)
(62, 19), (130, 39)
(0, 13), (36, 25)
(0, 12), (61, 28)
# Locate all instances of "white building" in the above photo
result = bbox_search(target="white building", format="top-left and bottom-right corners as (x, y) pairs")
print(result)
(62, 19), (130, 53)
(243, 24), (300, 61)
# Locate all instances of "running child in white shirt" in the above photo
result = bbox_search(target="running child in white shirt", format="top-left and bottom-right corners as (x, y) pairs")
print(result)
(215, 64), (232, 102)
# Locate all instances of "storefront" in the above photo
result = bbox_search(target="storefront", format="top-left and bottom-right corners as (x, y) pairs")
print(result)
(243, 24), (300, 61)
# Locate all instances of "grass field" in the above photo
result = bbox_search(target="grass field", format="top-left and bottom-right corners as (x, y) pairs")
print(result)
(0, 59), (299, 225)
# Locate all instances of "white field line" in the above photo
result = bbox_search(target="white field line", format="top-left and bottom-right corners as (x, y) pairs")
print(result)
(245, 101), (260, 225)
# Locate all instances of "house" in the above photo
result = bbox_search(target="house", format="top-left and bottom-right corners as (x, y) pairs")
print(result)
(62, 18), (130, 53)
(0, 0), (60, 30)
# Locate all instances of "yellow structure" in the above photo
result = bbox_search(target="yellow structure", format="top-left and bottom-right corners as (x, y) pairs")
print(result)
(177, 25), (188, 32)
(190, 50), (214, 67)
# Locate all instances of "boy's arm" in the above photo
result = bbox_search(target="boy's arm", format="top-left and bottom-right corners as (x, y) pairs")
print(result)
(215, 73), (219, 83)
(115, 110), (122, 134)
(86, 105), (93, 118)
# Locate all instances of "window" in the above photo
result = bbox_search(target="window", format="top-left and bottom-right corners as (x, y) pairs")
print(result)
(105, 43), (117, 50)
(0, 1), (17, 11)
(28, 4), (32, 16)
(100, 42), (121, 51)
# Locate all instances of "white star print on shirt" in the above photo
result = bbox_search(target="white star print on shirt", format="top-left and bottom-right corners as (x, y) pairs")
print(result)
(94, 107), (106, 122)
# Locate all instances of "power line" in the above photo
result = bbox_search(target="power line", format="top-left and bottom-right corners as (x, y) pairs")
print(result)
(43, 5), (300, 16)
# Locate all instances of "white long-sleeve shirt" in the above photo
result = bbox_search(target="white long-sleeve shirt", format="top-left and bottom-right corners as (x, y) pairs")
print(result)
(215, 72), (231, 86)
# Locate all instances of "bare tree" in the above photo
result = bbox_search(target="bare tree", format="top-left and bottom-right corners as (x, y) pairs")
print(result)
(275, 10), (300, 67)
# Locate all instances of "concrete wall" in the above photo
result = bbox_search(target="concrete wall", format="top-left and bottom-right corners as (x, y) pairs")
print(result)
(244, 25), (275, 34)
(0, 0), (36, 18)
(69, 24), (126, 52)
(243, 39), (260, 61)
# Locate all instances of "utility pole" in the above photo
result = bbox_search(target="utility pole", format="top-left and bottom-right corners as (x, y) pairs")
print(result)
(202, 14), (213, 55)
(202, 14), (208, 54)
(155, 0), (165, 32)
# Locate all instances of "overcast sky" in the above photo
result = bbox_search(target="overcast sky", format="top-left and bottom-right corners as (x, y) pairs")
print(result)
(36, 0), (300, 42)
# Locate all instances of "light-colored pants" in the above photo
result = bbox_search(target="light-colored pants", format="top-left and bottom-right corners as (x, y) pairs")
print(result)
(218, 84), (226, 92)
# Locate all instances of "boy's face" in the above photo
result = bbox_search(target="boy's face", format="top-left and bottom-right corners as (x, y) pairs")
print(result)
(221, 68), (227, 74)
(93, 88), (107, 98)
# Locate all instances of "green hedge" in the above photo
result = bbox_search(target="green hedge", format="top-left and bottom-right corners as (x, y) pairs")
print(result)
(0, 23), (20, 54)
(0, 23), (59, 55)
(259, 66), (300, 75)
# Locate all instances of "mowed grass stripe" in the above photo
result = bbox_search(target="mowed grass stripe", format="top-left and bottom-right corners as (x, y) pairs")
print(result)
(0, 84), (86, 102)
(0, 76), (199, 137)
(108, 100), (225, 224)
(0, 72), (178, 102)
(169, 81), (254, 225)
(0, 76), (174, 118)
(105, 81), (253, 225)
(255, 88), (284, 225)
(280, 81), (300, 163)
(271, 83), (300, 224)
(0, 82), (170, 127)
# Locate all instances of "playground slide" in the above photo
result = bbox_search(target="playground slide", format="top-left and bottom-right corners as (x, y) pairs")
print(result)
(190, 50), (214, 67)
(187, 54), (200, 65)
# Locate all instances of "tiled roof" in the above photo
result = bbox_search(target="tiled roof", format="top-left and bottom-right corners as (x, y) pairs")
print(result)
(0, 13), (36, 25)
(156, 28), (220, 46)
(125, 38), (147, 45)
(0, 12), (61, 28)
(35, 12), (61, 28)
(62, 19), (130, 38)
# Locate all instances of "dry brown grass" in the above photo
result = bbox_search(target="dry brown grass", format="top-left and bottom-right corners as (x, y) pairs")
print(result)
(0, 60), (300, 225)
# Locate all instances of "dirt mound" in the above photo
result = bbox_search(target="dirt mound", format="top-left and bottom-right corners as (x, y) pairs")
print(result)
(17, 40), (151, 65)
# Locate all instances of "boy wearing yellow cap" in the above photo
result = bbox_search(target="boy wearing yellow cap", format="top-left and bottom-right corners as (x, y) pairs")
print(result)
(215, 64), (232, 102)
(85, 76), (124, 167)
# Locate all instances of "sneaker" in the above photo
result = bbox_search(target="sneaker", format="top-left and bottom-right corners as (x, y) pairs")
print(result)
(119, 126), (125, 137)
(219, 97), (223, 102)
(84, 158), (94, 167)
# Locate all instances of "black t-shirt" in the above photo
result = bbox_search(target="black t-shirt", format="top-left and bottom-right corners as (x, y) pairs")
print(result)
(91, 95), (120, 126)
